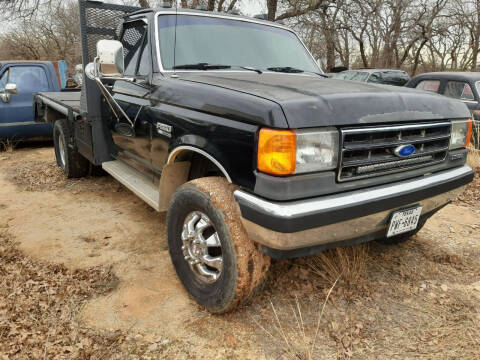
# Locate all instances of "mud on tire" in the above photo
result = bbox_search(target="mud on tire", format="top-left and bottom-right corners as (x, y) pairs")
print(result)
(53, 119), (89, 178)
(167, 177), (270, 313)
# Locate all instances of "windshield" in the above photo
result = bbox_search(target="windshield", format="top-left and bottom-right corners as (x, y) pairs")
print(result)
(156, 14), (320, 73)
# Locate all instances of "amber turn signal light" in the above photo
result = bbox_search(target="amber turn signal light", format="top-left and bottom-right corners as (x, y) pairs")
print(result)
(466, 118), (473, 147)
(257, 128), (296, 175)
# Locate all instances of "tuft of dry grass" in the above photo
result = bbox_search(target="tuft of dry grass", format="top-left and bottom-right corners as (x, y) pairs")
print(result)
(0, 139), (20, 153)
(307, 244), (369, 296)
(467, 146), (480, 170)
(252, 278), (339, 360)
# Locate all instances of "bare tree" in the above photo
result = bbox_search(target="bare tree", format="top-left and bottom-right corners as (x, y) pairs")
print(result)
(0, 2), (82, 71)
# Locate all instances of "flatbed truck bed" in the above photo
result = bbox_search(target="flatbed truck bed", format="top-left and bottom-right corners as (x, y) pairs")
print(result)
(36, 91), (81, 116)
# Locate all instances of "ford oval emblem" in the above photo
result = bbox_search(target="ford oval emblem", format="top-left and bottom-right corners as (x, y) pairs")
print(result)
(394, 144), (416, 158)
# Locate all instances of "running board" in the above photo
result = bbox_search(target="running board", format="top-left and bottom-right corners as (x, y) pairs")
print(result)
(102, 160), (160, 211)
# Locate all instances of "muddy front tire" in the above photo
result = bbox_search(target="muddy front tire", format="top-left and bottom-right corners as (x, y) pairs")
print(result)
(167, 177), (270, 313)
(53, 119), (89, 178)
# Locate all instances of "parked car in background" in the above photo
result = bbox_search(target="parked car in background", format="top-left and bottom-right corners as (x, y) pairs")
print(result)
(333, 69), (410, 86)
(406, 72), (480, 148)
(0, 60), (68, 140)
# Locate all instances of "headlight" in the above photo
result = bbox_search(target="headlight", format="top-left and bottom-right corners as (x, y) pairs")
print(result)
(257, 127), (339, 175)
(449, 119), (472, 150)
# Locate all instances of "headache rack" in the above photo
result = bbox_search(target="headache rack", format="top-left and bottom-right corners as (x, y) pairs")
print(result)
(338, 121), (451, 182)
(75, 0), (141, 164)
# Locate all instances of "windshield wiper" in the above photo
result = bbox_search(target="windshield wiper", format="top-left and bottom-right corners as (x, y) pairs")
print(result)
(173, 63), (231, 70)
(238, 66), (263, 74)
(267, 66), (304, 73)
(267, 66), (328, 78)
(173, 63), (263, 74)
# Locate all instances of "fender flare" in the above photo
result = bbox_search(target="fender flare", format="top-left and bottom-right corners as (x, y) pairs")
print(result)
(167, 145), (232, 183)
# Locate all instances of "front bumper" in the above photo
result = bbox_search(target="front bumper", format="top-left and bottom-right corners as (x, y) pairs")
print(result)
(234, 165), (474, 257)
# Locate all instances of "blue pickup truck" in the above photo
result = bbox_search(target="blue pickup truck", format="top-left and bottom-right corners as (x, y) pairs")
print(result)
(0, 60), (68, 140)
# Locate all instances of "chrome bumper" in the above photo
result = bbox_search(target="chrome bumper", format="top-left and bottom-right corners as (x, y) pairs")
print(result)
(234, 165), (473, 252)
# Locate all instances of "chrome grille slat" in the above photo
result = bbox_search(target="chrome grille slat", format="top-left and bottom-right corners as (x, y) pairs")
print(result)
(344, 134), (451, 151)
(342, 121), (451, 135)
(338, 122), (451, 182)
(342, 146), (449, 167)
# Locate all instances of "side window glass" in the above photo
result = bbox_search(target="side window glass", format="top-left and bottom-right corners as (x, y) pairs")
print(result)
(416, 80), (440, 93)
(351, 72), (369, 82)
(368, 73), (381, 83)
(121, 21), (147, 77)
(7, 66), (49, 93)
(444, 81), (474, 101)
(0, 68), (9, 91)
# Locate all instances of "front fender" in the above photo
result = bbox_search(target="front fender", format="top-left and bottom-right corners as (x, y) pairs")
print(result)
(168, 135), (233, 182)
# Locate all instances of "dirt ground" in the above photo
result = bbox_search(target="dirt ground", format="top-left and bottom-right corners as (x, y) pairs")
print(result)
(1, 144), (479, 359)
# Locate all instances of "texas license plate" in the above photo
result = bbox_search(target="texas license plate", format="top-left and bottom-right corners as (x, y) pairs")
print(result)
(387, 206), (423, 237)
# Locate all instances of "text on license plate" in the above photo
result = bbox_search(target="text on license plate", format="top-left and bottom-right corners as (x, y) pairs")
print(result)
(387, 207), (423, 238)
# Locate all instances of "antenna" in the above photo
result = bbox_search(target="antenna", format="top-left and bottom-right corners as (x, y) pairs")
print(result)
(173, 0), (178, 76)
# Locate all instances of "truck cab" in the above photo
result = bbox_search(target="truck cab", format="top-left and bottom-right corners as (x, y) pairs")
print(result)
(0, 60), (68, 140)
(35, 1), (474, 314)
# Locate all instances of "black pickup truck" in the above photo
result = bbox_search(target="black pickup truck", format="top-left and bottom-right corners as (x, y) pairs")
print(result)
(35, 1), (474, 313)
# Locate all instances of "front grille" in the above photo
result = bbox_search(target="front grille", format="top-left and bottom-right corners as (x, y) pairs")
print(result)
(338, 122), (451, 182)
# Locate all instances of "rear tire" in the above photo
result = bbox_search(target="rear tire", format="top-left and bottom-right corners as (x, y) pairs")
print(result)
(53, 119), (89, 178)
(167, 177), (270, 313)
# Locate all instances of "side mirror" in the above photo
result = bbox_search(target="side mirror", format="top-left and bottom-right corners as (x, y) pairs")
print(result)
(0, 83), (17, 103)
(84, 62), (96, 80)
(5, 83), (17, 94)
(96, 39), (125, 78)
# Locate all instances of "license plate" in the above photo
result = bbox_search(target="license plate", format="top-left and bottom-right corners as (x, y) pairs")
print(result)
(387, 206), (423, 237)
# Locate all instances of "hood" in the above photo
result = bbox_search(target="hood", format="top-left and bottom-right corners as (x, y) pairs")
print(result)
(178, 72), (471, 128)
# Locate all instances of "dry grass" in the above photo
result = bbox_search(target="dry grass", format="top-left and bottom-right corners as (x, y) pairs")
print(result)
(0, 229), (174, 359)
(307, 244), (369, 297)
(252, 278), (339, 360)
(252, 246), (368, 359)
(0, 139), (20, 153)
(467, 146), (480, 170)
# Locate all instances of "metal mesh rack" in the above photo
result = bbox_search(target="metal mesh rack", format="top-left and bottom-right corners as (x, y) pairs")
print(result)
(79, 0), (140, 64)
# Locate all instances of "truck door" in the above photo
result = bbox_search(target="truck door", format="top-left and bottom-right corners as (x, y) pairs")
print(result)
(110, 19), (155, 178)
(0, 65), (51, 125)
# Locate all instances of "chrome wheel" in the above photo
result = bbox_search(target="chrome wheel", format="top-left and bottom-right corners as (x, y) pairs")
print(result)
(58, 134), (66, 168)
(181, 211), (223, 284)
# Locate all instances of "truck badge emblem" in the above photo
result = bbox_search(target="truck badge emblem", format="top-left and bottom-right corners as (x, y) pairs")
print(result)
(156, 123), (172, 138)
(394, 144), (416, 158)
